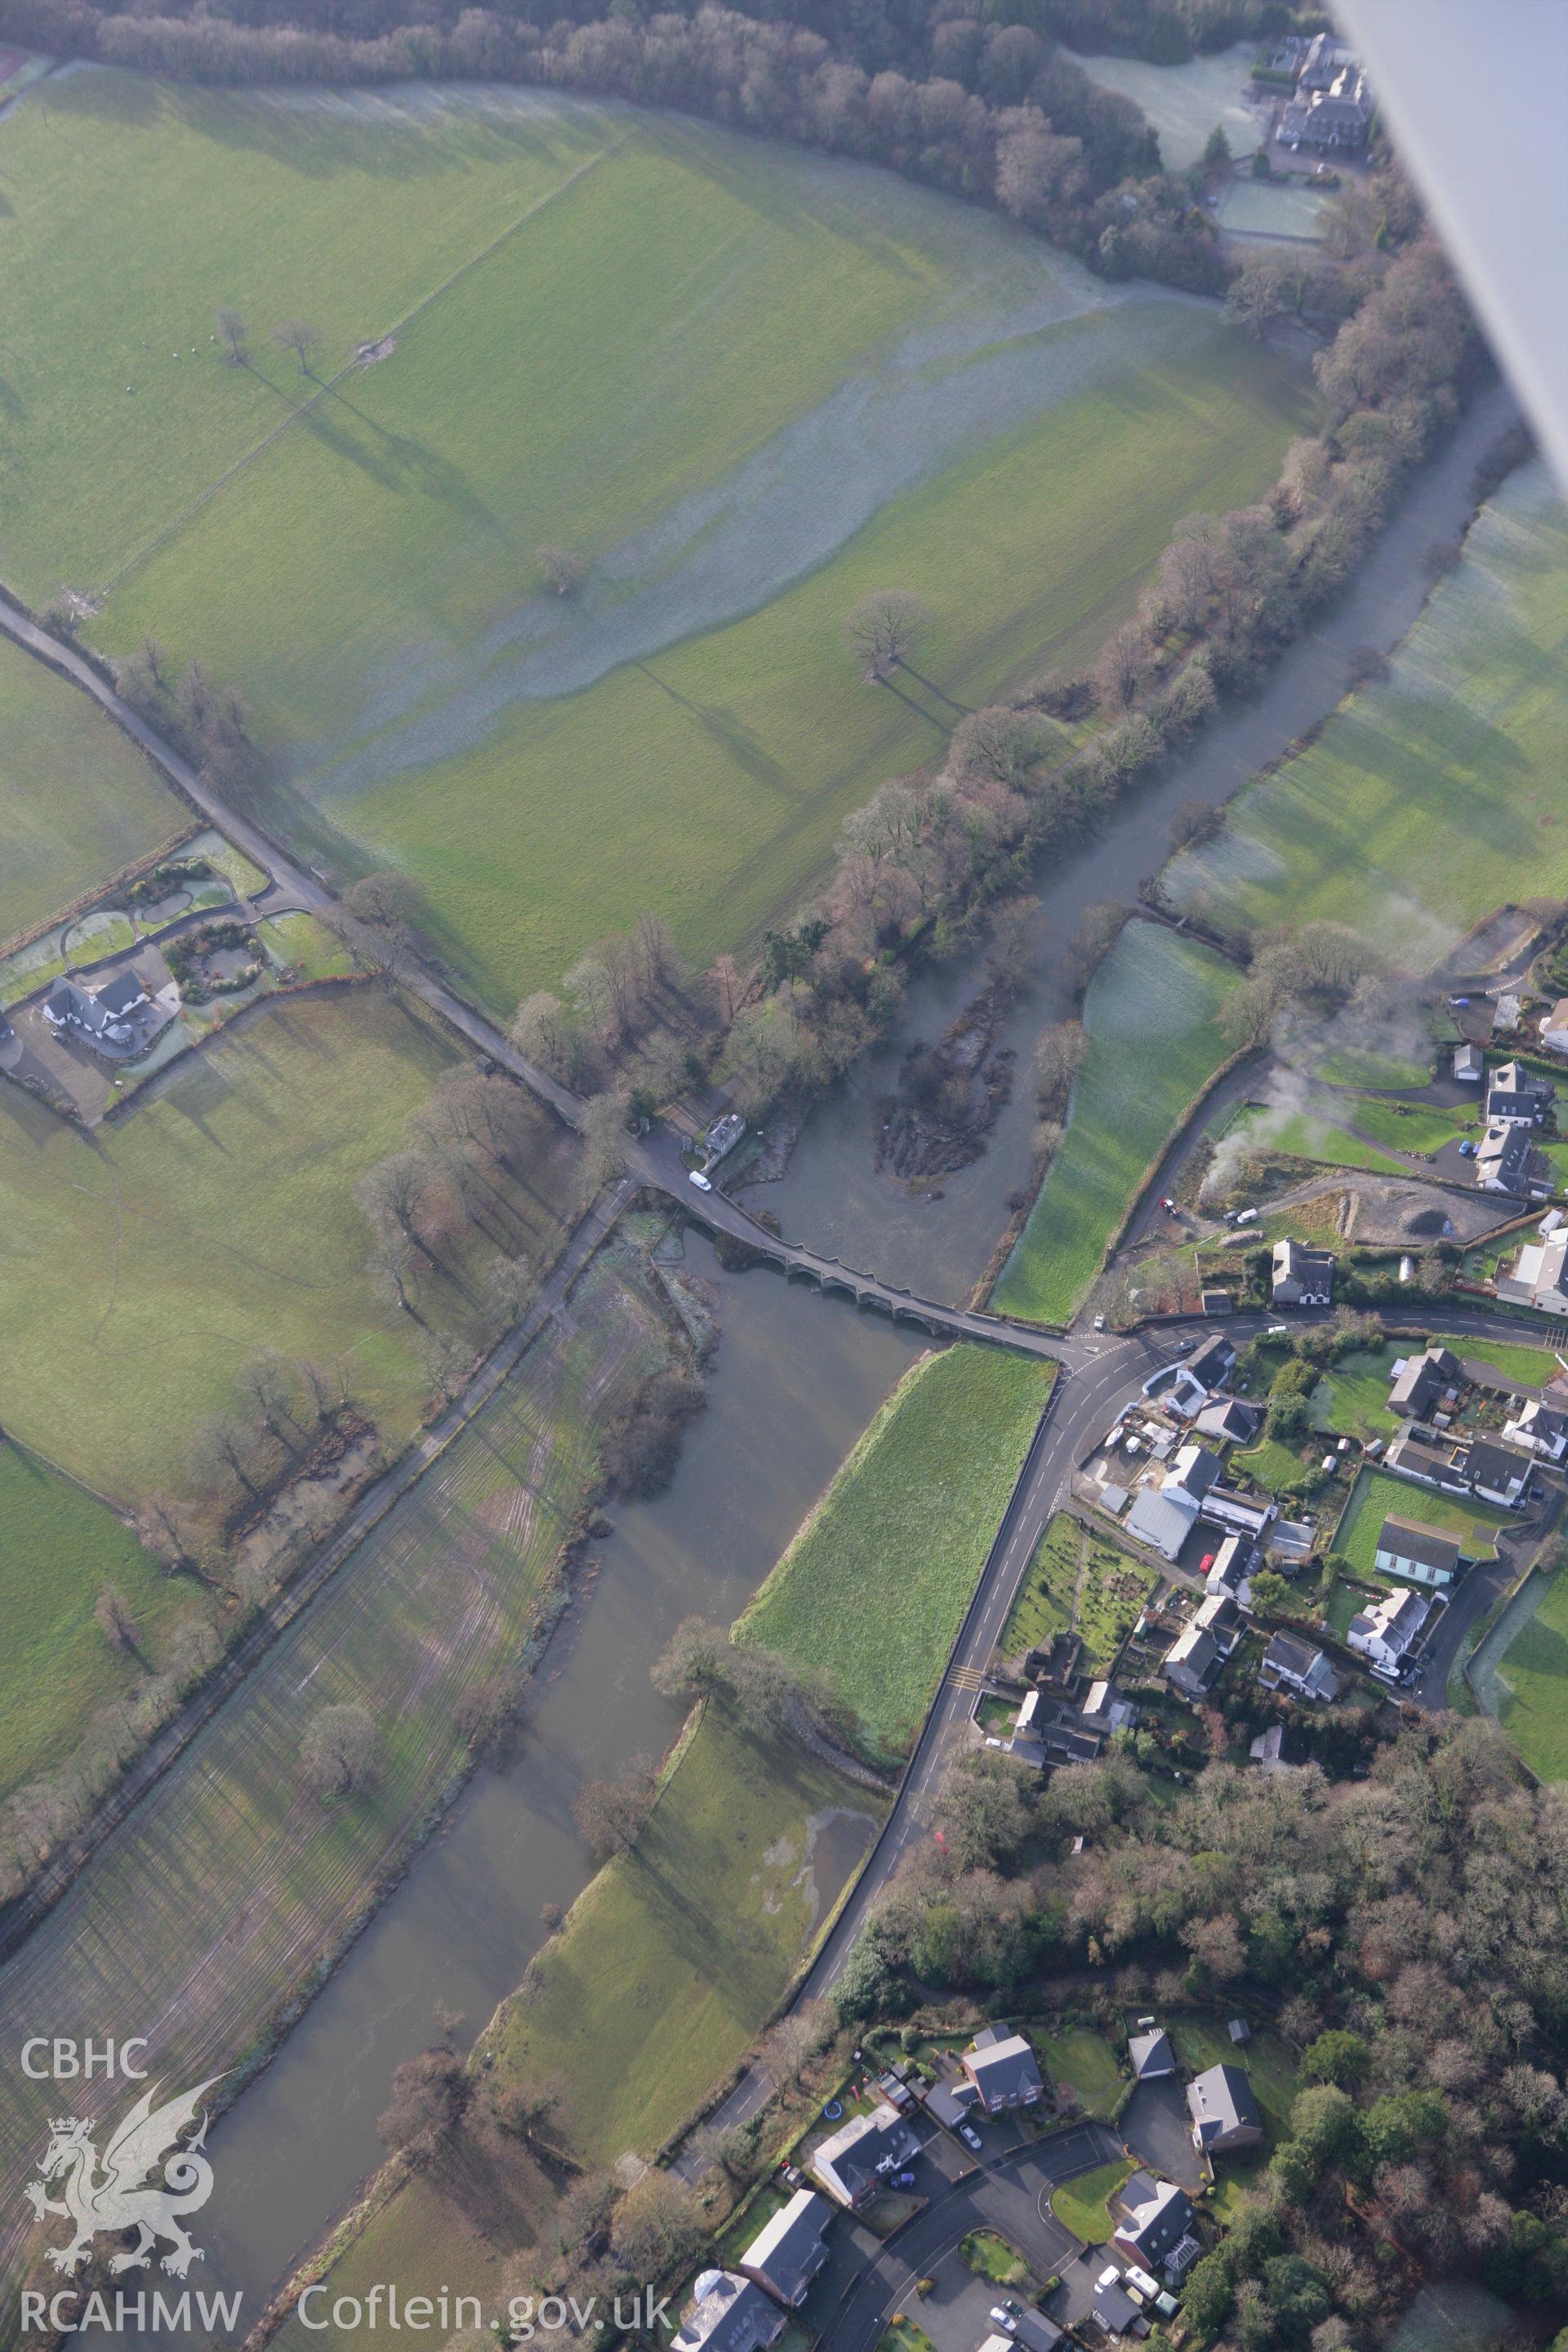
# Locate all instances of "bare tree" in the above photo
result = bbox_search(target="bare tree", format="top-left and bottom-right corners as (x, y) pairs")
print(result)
(537, 546), (588, 598)
(564, 953), (616, 1046)
(510, 991), (583, 1085)
(846, 590), (929, 683)
(234, 1356), (308, 1454)
(707, 954), (742, 1028)
(344, 871), (416, 933)
(1063, 901), (1130, 995)
(272, 318), (323, 376)
(133, 1493), (203, 1579)
(1095, 622), (1151, 713)
(377, 2042), (469, 2165)
(578, 1092), (632, 1187)
(1033, 1020), (1089, 1114)
(215, 308), (248, 364)
(300, 1700), (379, 1799)
(368, 1227), (416, 1316)
(759, 1999), (832, 2087)
(358, 1152), (434, 1253)
(95, 1586), (139, 1655)
(189, 1414), (266, 1505)
(572, 1760), (656, 1861)
(488, 2074), (569, 2158)
(1224, 253), (1295, 341)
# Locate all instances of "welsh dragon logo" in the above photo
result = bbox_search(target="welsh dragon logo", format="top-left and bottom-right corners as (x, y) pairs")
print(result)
(24, 2076), (221, 2278)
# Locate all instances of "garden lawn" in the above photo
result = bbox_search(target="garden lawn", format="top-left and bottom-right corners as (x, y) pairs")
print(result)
(1332, 1468), (1507, 1575)
(484, 1703), (884, 2163)
(1494, 1559), (1568, 1782)
(0, 1445), (189, 1799)
(1232, 1437), (1320, 1496)
(1000, 1512), (1156, 1673)
(3, 71), (1308, 1008)
(1458, 1334), (1565, 1387)
(1169, 461), (1568, 963)
(1308, 1345), (1405, 1441)
(992, 923), (1241, 1325)
(0, 633), (184, 947)
(1043, 2028), (1124, 2119)
(737, 1348), (1055, 1762)
(1344, 1097), (1475, 1153)
(1314, 1046), (1432, 1089)
(1051, 2158), (1133, 2243)
(1232, 1107), (1410, 1177)
(0, 987), (577, 1496)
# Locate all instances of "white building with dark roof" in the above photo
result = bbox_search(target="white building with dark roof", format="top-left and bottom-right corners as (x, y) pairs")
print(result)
(672, 2274), (786, 2352)
(1347, 1584), (1431, 1674)
(810, 2104), (917, 2208)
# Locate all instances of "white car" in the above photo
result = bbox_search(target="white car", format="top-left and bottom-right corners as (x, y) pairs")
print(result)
(1092, 1313), (1106, 1330)
(688, 1169), (712, 1192)
(959, 2122), (983, 2152)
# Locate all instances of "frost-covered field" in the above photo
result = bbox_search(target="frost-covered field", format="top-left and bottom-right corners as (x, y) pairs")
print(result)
(1067, 41), (1267, 167)
(1167, 461), (1568, 964)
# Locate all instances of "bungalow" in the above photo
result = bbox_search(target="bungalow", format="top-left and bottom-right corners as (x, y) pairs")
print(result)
(1466, 1438), (1529, 1508)
(672, 2274), (786, 2352)
(1503, 1398), (1568, 1461)
(739, 2191), (832, 2307)
(1271, 1239), (1335, 1308)
(1169, 1442), (1223, 1504)
(1388, 1346), (1459, 1419)
(1128, 2028), (1175, 2080)
(1347, 1584), (1431, 1675)
(1186, 1334), (1236, 1392)
(961, 2025), (1044, 2113)
(1373, 1515), (1461, 1588)
(1195, 1397), (1261, 1446)
(1187, 2064), (1264, 2156)
(1497, 1227), (1568, 1315)
(1475, 1124), (1538, 1195)
(1111, 2172), (1195, 2268)
(1258, 1630), (1339, 1701)
(1383, 1432), (1473, 1494)
(1453, 1042), (1484, 1084)
(811, 2104), (918, 2208)
(1486, 1061), (1554, 1126)
(1543, 1001), (1568, 1056)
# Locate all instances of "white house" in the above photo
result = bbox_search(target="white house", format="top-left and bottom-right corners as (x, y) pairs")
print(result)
(1497, 1227), (1568, 1315)
(1373, 1515), (1460, 1587)
(1486, 1061), (1553, 1127)
(1453, 1042), (1484, 1083)
(1347, 1585), (1431, 1674)
(1503, 1398), (1568, 1461)
(1271, 1238), (1334, 1307)
(1542, 1001), (1568, 1056)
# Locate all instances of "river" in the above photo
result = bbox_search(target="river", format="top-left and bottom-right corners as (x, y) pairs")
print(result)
(755, 378), (1519, 1304)
(163, 1238), (924, 2318)
(71, 377), (1515, 2334)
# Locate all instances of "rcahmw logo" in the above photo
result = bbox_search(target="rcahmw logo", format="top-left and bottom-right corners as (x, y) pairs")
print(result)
(17, 2040), (241, 2333)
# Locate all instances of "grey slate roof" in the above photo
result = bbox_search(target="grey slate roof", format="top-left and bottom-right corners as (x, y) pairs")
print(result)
(1377, 1515), (1461, 1575)
(672, 2273), (785, 2352)
(1187, 2062), (1263, 2149)
(1128, 2028), (1174, 2079)
(739, 2189), (831, 2305)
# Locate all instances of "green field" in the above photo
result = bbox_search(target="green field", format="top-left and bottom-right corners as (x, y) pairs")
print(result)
(0, 987), (576, 1496)
(1169, 462), (1568, 962)
(1314, 1045), (1433, 1089)
(1232, 1436), (1321, 1496)
(0, 1253), (657, 2258)
(992, 923), (1241, 1324)
(486, 1703), (882, 2166)
(0, 70), (1310, 1007)
(1000, 1512), (1156, 1673)
(1333, 1468), (1507, 1575)
(0, 1445), (190, 1799)
(1343, 1097), (1475, 1153)
(0, 633), (184, 947)
(737, 1347), (1056, 1762)
(1493, 1561), (1568, 1782)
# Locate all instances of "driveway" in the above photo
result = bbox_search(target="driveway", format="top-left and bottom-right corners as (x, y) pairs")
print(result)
(806, 2120), (1121, 2352)
(1121, 2077), (1203, 2193)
